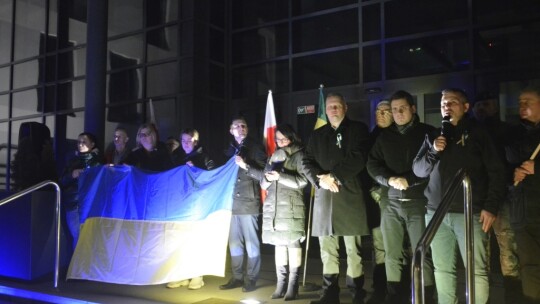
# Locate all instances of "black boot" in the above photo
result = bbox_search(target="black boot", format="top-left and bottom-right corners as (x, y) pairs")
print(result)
(310, 274), (340, 304)
(383, 281), (407, 304)
(349, 275), (366, 304)
(366, 264), (387, 304)
(284, 267), (299, 301)
(271, 264), (288, 299)
(503, 276), (523, 304)
(424, 285), (436, 304)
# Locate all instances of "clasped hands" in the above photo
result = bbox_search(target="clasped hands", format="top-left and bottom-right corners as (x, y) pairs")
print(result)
(388, 177), (409, 190)
(317, 173), (339, 193)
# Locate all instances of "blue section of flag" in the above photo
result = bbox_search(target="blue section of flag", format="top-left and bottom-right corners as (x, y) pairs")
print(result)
(78, 157), (239, 222)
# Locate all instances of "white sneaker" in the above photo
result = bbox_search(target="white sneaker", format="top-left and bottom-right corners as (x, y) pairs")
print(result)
(188, 276), (204, 290)
(166, 279), (190, 288)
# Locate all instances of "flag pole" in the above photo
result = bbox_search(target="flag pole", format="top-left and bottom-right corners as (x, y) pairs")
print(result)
(301, 84), (325, 292)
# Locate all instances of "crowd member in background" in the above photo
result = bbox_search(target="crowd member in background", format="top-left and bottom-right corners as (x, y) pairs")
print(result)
(219, 116), (266, 293)
(364, 99), (392, 304)
(124, 123), (173, 172)
(367, 90), (435, 303)
(302, 93), (370, 304)
(506, 85), (540, 303)
(104, 127), (131, 165)
(165, 136), (180, 154)
(166, 128), (214, 290)
(61, 132), (103, 249)
(413, 88), (505, 304)
(472, 92), (522, 302)
(259, 124), (308, 301)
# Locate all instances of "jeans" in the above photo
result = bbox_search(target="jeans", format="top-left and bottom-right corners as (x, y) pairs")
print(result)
(66, 206), (80, 250)
(381, 198), (434, 285)
(228, 214), (260, 282)
(426, 210), (490, 304)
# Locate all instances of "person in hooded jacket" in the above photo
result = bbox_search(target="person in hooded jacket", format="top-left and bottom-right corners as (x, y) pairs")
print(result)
(259, 124), (308, 301)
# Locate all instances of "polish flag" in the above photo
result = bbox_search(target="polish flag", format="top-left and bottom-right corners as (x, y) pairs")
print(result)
(264, 90), (277, 156)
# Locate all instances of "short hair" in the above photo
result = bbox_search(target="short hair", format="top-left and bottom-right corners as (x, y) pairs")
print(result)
(114, 126), (128, 136)
(78, 132), (97, 145)
(521, 85), (540, 97)
(326, 92), (345, 102)
(180, 128), (200, 143)
(390, 90), (415, 107)
(442, 88), (469, 104)
(230, 115), (247, 127)
(275, 124), (302, 146)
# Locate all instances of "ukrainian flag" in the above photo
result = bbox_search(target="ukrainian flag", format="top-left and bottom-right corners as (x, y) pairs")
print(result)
(67, 158), (238, 285)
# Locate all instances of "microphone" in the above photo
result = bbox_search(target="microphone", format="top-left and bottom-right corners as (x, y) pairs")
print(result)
(266, 149), (287, 172)
(441, 116), (453, 139)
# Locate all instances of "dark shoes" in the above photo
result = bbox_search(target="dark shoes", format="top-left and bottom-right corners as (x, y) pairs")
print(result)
(242, 280), (257, 292)
(219, 278), (243, 290)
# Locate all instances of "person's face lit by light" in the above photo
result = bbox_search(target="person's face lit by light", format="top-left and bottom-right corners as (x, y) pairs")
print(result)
(181, 133), (197, 154)
(275, 131), (291, 148)
(138, 128), (156, 151)
(78, 135), (95, 153)
(230, 119), (248, 143)
(113, 130), (129, 151)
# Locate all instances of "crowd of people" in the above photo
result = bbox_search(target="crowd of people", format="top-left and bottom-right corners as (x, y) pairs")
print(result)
(59, 85), (540, 304)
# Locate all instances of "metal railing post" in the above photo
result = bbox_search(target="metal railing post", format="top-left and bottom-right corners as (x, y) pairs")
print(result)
(0, 180), (62, 289)
(411, 169), (475, 304)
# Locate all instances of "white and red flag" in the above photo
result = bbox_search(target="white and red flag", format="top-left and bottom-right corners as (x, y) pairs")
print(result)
(263, 90), (277, 156)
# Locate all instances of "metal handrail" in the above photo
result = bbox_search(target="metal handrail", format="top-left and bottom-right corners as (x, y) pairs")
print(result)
(0, 180), (61, 289)
(411, 168), (475, 304)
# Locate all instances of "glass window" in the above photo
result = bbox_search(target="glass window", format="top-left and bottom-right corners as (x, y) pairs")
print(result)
(209, 64), (224, 98)
(66, 110), (85, 140)
(48, 0), (57, 37)
(108, 0), (143, 37)
(147, 25), (178, 63)
(107, 68), (143, 104)
(232, 60), (289, 99)
(293, 49), (359, 91)
(385, 0), (467, 38)
(362, 4), (380, 42)
(475, 24), (540, 69)
(0, 1), (12, 64)
(108, 35), (144, 71)
(58, 50), (76, 81)
(231, 0), (289, 29)
(69, 0), (87, 44)
(12, 89), (39, 117)
(0, 67), (10, 92)
(147, 62), (177, 97)
(147, 0), (178, 26)
(73, 47), (86, 77)
(293, 9), (358, 53)
(71, 79), (86, 109)
(13, 60), (39, 90)
(0, 94), (9, 120)
(363, 45), (381, 82)
(14, 0), (46, 60)
(209, 0), (225, 28)
(474, 0), (540, 26)
(386, 32), (470, 79)
(210, 28), (225, 63)
(232, 24), (288, 64)
(106, 101), (144, 125)
(0, 122), (8, 190)
(145, 98), (178, 142)
(291, 0), (357, 16)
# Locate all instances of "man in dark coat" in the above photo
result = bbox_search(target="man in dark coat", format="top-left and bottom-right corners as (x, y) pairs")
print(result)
(302, 92), (370, 304)
(367, 90), (435, 303)
(506, 85), (540, 303)
(219, 116), (267, 293)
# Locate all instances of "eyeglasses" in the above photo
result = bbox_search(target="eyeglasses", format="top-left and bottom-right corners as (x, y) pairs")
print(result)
(138, 132), (151, 138)
(376, 109), (391, 115)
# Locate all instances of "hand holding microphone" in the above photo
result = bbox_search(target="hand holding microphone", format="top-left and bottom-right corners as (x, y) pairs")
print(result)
(434, 116), (452, 152)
